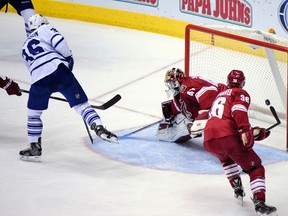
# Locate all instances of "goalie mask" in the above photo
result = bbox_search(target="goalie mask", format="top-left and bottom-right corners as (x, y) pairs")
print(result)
(28, 14), (49, 31)
(164, 68), (184, 96)
(227, 70), (245, 88)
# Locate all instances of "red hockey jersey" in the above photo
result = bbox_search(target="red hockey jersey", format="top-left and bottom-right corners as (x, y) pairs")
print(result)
(204, 87), (251, 142)
(171, 76), (226, 121)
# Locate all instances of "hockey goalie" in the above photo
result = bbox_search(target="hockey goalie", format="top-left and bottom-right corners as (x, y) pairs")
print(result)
(157, 68), (227, 142)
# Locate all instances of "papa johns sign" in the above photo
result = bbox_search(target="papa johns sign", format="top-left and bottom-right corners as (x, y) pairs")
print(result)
(180, 0), (252, 27)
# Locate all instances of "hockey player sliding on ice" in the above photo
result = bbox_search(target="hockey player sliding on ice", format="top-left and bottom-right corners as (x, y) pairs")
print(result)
(157, 67), (226, 142)
(0, 0), (36, 36)
(0, 76), (22, 96)
(204, 70), (277, 216)
(19, 14), (117, 162)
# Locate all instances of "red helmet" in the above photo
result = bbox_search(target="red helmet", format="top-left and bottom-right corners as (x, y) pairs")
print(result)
(164, 68), (185, 96)
(227, 70), (245, 88)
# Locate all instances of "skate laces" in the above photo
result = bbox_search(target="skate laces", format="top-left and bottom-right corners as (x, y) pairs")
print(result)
(233, 178), (245, 197)
(90, 123), (118, 143)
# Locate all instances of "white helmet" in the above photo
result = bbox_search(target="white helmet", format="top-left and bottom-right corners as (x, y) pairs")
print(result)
(28, 14), (49, 31)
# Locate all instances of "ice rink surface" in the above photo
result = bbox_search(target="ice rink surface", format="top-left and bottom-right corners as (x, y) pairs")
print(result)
(0, 13), (287, 216)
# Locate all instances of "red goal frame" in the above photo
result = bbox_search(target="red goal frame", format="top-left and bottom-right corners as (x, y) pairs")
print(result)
(185, 24), (288, 151)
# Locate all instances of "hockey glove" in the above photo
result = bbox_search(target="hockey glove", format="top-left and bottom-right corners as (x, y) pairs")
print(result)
(66, 55), (74, 71)
(161, 100), (174, 123)
(253, 127), (271, 141)
(238, 125), (254, 149)
(0, 77), (22, 96)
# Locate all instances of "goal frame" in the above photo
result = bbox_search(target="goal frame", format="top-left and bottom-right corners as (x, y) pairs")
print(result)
(184, 24), (288, 151)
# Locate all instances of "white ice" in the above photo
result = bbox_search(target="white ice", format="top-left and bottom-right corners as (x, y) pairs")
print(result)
(0, 13), (287, 216)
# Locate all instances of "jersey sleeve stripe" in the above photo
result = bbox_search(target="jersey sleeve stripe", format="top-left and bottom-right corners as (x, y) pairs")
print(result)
(195, 86), (218, 102)
(231, 104), (248, 113)
(54, 37), (64, 48)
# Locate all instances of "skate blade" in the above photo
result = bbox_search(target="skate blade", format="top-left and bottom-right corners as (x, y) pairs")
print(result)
(235, 196), (244, 206)
(104, 137), (119, 144)
(258, 211), (278, 216)
(100, 135), (119, 144)
(20, 155), (42, 162)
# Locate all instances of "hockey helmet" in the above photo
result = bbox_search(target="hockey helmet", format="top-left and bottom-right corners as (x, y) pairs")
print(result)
(28, 14), (49, 31)
(164, 68), (184, 96)
(227, 70), (245, 88)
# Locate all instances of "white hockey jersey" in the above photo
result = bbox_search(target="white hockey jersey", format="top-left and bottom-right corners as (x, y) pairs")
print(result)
(21, 24), (72, 84)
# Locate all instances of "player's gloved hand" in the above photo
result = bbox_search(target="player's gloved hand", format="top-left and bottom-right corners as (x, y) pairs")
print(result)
(0, 77), (22, 96)
(238, 125), (254, 149)
(161, 100), (174, 123)
(253, 126), (271, 141)
(66, 55), (74, 71)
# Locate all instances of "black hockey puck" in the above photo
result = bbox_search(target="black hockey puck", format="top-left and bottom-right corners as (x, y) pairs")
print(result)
(265, 99), (270, 106)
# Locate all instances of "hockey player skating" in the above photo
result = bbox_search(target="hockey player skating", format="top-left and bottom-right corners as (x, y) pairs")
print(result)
(19, 14), (118, 162)
(0, 76), (22, 96)
(204, 70), (277, 216)
(157, 67), (226, 142)
(0, 0), (36, 36)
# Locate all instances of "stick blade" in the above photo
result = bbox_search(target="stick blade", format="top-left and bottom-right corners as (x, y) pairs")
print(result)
(92, 94), (122, 110)
(266, 105), (281, 131)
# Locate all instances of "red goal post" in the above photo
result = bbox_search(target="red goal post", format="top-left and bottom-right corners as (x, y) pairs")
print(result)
(184, 24), (288, 151)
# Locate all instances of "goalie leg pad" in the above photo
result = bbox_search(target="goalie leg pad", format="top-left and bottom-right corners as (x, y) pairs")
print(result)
(157, 114), (191, 142)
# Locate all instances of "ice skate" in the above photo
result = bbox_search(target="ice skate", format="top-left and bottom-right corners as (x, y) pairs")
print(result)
(233, 178), (245, 206)
(252, 197), (277, 216)
(19, 138), (42, 162)
(91, 123), (118, 143)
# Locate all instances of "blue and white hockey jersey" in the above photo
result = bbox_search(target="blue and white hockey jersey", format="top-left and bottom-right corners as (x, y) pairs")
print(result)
(21, 24), (72, 84)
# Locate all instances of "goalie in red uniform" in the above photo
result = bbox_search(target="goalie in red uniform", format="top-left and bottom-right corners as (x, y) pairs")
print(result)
(204, 70), (277, 216)
(157, 67), (226, 142)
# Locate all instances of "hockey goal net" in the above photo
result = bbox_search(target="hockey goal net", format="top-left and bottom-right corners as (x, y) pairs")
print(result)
(185, 24), (288, 151)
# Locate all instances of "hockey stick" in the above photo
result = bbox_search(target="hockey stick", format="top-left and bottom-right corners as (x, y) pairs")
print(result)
(254, 101), (281, 139)
(266, 105), (281, 131)
(122, 119), (162, 137)
(21, 88), (120, 143)
(20, 89), (121, 110)
(83, 119), (94, 144)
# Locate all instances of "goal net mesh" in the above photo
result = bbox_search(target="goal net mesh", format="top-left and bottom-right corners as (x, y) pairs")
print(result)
(185, 24), (288, 149)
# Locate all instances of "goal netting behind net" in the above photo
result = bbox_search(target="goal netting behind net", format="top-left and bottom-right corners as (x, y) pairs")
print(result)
(184, 24), (288, 149)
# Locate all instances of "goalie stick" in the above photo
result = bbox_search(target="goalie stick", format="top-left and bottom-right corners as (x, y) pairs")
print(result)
(20, 89), (121, 110)
(122, 119), (162, 137)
